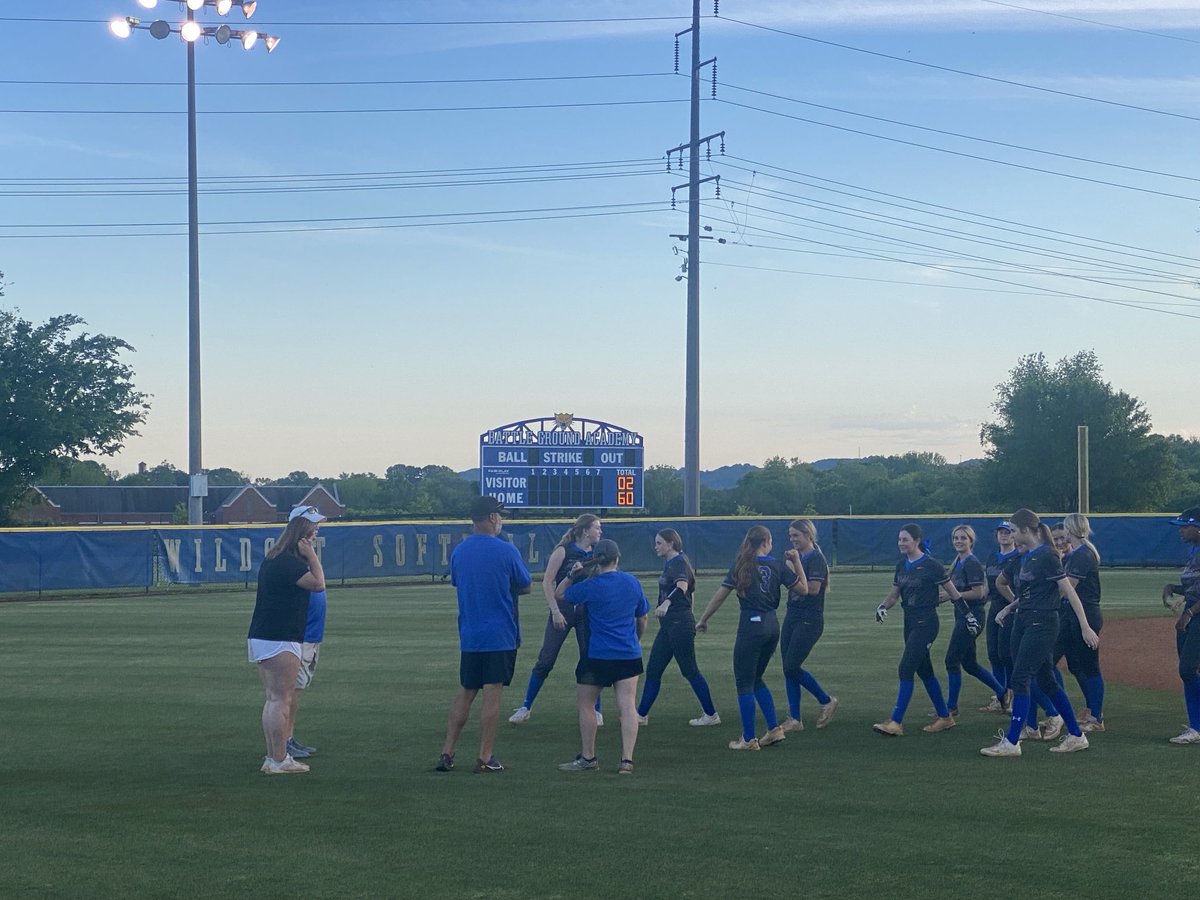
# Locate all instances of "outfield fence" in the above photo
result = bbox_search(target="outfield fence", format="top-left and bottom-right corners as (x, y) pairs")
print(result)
(0, 514), (1188, 595)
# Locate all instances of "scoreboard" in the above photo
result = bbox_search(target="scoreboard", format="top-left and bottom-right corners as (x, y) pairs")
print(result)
(479, 416), (644, 510)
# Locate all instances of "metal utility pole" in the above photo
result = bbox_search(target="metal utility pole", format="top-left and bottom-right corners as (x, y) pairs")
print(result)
(667, 0), (723, 516)
(186, 7), (204, 527)
(1077, 425), (1090, 514)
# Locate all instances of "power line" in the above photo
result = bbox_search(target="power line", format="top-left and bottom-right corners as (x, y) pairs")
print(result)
(717, 98), (1200, 203)
(975, 0), (1200, 46)
(723, 16), (1200, 124)
(720, 80), (1200, 186)
(720, 155), (1200, 269)
(0, 98), (686, 116)
(0, 72), (674, 87)
(0, 15), (694, 27)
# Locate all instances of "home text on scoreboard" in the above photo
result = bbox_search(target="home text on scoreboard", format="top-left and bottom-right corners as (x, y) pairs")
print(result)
(479, 415), (644, 509)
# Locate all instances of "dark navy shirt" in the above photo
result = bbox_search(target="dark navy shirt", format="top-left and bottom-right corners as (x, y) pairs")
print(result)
(1015, 544), (1067, 612)
(555, 542), (594, 589)
(949, 554), (986, 618)
(985, 549), (1021, 605)
(1063, 546), (1101, 609)
(893, 554), (949, 610)
(657, 553), (695, 613)
(722, 555), (798, 613)
(1182, 547), (1200, 612)
(787, 548), (829, 615)
(248, 553), (311, 642)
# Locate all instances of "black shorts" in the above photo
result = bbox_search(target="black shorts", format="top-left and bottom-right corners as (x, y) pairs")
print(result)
(575, 656), (644, 687)
(460, 649), (518, 690)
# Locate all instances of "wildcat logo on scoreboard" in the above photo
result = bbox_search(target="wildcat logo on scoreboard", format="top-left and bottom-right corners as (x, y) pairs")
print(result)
(480, 417), (644, 510)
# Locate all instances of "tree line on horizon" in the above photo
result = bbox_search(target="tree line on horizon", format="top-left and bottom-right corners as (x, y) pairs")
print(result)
(4, 282), (1197, 521)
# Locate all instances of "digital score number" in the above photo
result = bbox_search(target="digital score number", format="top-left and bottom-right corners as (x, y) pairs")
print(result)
(617, 475), (635, 506)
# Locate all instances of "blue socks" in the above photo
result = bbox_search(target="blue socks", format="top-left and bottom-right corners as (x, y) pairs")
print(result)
(947, 671), (963, 710)
(1050, 688), (1082, 736)
(522, 673), (546, 710)
(754, 684), (779, 730)
(688, 674), (716, 716)
(798, 670), (831, 705)
(1052, 667), (1066, 691)
(1031, 683), (1058, 718)
(737, 692), (758, 741)
(637, 679), (661, 718)
(1184, 677), (1200, 730)
(1084, 675), (1105, 720)
(891, 679), (915, 724)
(1007, 693), (1031, 744)
(922, 674), (949, 718)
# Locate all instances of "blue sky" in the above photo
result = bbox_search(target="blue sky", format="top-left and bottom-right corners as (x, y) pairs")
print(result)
(2, 1), (1198, 479)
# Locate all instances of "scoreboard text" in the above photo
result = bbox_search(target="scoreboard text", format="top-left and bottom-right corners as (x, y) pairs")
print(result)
(479, 417), (644, 510)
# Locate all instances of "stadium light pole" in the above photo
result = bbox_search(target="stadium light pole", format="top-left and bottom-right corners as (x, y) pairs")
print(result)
(109, 0), (279, 525)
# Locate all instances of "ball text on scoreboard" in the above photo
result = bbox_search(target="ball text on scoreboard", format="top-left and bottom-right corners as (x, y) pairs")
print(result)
(479, 414), (644, 509)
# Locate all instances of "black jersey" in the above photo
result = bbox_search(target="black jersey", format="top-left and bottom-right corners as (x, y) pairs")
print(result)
(787, 548), (829, 614)
(1015, 544), (1067, 612)
(554, 542), (594, 586)
(985, 549), (1020, 604)
(722, 555), (798, 613)
(949, 554), (986, 617)
(1182, 548), (1200, 612)
(893, 554), (949, 610)
(247, 553), (311, 642)
(657, 553), (695, 611)
(1063, 545), (1101, 608)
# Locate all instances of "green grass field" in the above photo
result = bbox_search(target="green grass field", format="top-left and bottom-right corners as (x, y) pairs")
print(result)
(3, 570), (1196, 899)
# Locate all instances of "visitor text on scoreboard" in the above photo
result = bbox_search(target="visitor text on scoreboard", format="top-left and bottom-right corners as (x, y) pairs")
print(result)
(479, 415), (644, 509)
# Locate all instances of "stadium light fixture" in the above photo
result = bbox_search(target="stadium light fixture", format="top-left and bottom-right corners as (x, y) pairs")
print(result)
(109, 16), (136, 37)
(106, 2), (280, 524)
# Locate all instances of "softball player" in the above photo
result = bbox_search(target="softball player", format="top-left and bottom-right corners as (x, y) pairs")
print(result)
(696, 525), (800, 751)
(942, 525), (1007, 717)
(981, 508), (1098, 757)
(873, 523), (969, 736)
(980, 522), (1020, 712)
(1059, 513), (1106, 732)
(635, 529), (720, 727)
(1162, 507), (1200, 744)
(779, 519), (838, 732)
(509, 514), (603, 725)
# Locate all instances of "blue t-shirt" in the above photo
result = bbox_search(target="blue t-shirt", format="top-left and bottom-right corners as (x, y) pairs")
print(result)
(304, 590), (327, 643)
(893, 554), (949, 610)
(1015, 544), (1067, 612)
(450, 533), (533, 653)
(721, 556), (798, 612)
(565, 570), (650, 660)
(787, 548), (829, 614)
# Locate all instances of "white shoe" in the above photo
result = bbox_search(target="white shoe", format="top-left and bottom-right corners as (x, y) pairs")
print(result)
(1049, 733), (1089, 753)
(780, 716), (804, 733)
(1039, 715), (1064, 742)
(689, 712), (721, 727)
(816, 697), (839, 728)
(508, 706), (531, 724)
(595, 710), (604, 727)
(636, 715), (648, 726)
(980, 732), (1021, 758)
(1020, 726), (1041, 742)
(1169, 726), (1200, 745)
(262, 754), (310, 774)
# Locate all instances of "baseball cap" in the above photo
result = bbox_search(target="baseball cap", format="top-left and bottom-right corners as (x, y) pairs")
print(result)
(1169, 507), (1200, 527)
(470, 495), (511, 521)
(289, 505), (326, 524)
(593, 538), (620, 564)
(996, 520), (1015, 532)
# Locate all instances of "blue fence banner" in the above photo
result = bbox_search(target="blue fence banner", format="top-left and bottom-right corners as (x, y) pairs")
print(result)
(0, 515), (1191, 594)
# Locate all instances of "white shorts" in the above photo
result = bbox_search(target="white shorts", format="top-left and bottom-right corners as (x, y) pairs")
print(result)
(247, 639), (302, 663)
(295, 642), (321, 690)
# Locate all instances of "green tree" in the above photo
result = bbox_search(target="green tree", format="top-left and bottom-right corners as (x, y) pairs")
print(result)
(117, 461), (187, 486)
(643, 465), (683, 516)
(0, 304), (149, 517)
(205, 466), (249, 486)
(38, 458), (116, 485)
(980, 351), (1175, 512)
(732, 457), (816, 515)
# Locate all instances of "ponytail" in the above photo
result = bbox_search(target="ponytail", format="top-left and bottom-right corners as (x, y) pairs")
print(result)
(1063, 512), (1101, 565)
(557, 513), (599, 549)
(1011, 507), (1054, 549)
(733, 525), (772, 595)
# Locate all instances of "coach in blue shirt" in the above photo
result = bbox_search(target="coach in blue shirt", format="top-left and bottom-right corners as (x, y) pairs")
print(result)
(436, 496), (533, 774)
